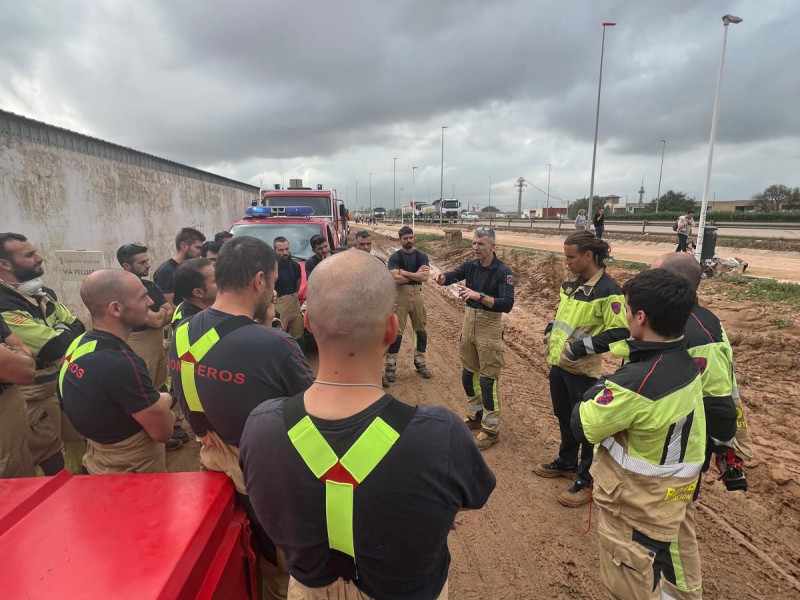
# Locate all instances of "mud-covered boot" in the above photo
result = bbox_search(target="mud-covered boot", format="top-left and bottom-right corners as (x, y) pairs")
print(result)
(384, 354), (397, 383)
(414, 356), (432, 379)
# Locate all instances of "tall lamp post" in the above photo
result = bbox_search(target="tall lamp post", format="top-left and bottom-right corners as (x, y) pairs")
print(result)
(393, 157), (398, 221)
(355, 181), (359, 212)
(655, 139), (666, 212)
(369, 172), (373, 222)
(440, 126), (448, 226)
(546, 163), (552, 212)
(488, 176), (492, 209)
(696, 14), (743, 262)
(412, 166), (418, 229)
(587, 22), (616, 224)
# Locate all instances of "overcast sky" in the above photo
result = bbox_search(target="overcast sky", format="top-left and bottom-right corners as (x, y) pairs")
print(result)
(2, 0), (798, 211)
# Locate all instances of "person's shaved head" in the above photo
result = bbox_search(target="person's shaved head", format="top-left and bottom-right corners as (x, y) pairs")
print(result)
(80, 270), (151, 327)
(306, 249), (395, 347)
(650, 253), (702, 291)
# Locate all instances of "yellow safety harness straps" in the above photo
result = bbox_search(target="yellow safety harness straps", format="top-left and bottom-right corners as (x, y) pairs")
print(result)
(283, 392), (416, 579)
(173, 315), (254, 413)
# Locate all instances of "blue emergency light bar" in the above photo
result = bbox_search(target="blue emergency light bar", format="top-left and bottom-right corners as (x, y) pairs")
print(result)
(245, 206), (315, 217)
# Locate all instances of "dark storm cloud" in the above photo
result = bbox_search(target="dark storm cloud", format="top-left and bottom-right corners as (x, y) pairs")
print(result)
(1, 0), (798, 205)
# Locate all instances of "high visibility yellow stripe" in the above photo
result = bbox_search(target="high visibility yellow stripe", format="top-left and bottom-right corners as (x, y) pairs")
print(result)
(174, 323), (225, 414)
(340, 417), (399, 483)
(669, 539), (690, 591)
(288, 416), (339, 478)
(289, 412), (404, 560)
(58, 335), (94, 396)
(171, 302), (184, 324)
(491, 378), (499, 411)
(326, 481), (355, 557)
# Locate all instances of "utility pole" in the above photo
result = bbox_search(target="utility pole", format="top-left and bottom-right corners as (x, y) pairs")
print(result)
(393, 157), (398, 218)
(440, 126), (448, 226)
(515, 177), (526, 216)
(369, 172), (373, 222)
(546, 163), (552, 211)
(488, 176), (492, 208)
(412, 166), (418, 229)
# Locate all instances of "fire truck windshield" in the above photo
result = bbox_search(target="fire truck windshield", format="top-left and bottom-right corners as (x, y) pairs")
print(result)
(265, 196), (331, 217)
(230, 223), (323, 260)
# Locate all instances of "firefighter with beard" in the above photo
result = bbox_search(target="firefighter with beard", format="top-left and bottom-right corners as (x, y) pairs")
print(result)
(384, 227), (432, 383)
(169, 236), (313, 599)
(0, 232), (86, 475)
(272, 237), (305, 351)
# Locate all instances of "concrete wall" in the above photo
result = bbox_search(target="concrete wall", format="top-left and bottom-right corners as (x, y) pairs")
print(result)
(0, 135), (257, 322)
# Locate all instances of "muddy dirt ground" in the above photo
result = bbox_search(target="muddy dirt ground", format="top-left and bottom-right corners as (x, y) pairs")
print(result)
(168, 229), (800, 599)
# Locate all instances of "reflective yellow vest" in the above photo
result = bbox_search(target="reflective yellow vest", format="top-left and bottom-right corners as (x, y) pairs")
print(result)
(283, 393), (415, 573)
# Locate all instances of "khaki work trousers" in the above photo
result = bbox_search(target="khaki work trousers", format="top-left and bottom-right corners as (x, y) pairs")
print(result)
(288, 577), (448, 600)
(460, 307), (504, 434)
(128, 326), (168, 390)
(732, 393), (755, 458)
(275, 293), (305, 341)
(0, 385), (36, 478)
(596, 507), (672, 600)
(662, 502), (702, 600)
(199, 431), (290, 600)
(82, 429), (166, 474)
(21, 374), (85, 472)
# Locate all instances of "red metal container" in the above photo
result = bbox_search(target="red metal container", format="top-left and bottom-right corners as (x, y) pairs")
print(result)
(0, 471), (257, 600)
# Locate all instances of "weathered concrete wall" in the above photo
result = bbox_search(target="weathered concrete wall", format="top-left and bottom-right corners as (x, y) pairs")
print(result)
(0, 135), (256, 321)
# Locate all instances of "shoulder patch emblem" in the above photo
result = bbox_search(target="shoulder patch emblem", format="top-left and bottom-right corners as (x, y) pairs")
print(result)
(596, 388), (614, 405)
(611, 302), (622, 315)
(693, 357), (708, 374)
(506, 275), (514, 285)
(9, 314), (30, 325)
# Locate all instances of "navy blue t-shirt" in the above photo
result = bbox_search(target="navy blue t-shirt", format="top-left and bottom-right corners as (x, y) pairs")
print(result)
(59, 330), (160, 444)
(153, 258), (181, 304)
(133, 278), (168, 332)
(387, 249), (429, 286)
(240, 394), (496, 600)
(275, 258), (302, 297)
(168, 308), (314, 445)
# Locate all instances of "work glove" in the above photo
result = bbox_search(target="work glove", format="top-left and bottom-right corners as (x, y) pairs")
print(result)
(566, 341), (588, 360)
(543, 321), (553, 345)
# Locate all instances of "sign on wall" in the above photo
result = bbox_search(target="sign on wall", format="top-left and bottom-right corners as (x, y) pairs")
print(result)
(53, 251), (106, 281)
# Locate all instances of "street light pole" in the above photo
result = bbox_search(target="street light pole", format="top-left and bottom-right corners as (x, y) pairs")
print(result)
(587, 22), (616, 225)
(655, 139), (666, 212)
(355, 181), (358, 212)
(488, 176), (492, 209)
(369, 172), (373, 222)
(546, 163), (552, 212)
(393, 157), (398, 221)
(696, 14), (743, 262)
(412, 166), (418, 229)
(440, 126), (448, 226)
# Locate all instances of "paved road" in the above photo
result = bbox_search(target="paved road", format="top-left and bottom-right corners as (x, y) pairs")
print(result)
(385, 218), (800, 239)
(371, 224), (800, 282)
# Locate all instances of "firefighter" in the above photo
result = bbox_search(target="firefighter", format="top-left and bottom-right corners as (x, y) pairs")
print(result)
(651, 252), (750, 600)
(117, 244), (173, 390)
(0, 318), (36, 479)
(58, 270), (176, 474)
(170, 258), (217, 325)
(535, 231), (629, 507)
(385, 226), (432, 383)
(240, 249), (496, 600)
(434, 227), (514, 450)
(0, 232), (86, 475)
(201, 240), (223, 263)
(303, 235), (330, 278)
(571, 269), (705, 600)
(272, 237), (305, 351)
(153, 227), (206, 306)
(169, 236), (313, 600)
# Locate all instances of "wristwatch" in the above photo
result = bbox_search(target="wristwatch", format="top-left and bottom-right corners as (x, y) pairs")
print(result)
(479, 292), (486, 301)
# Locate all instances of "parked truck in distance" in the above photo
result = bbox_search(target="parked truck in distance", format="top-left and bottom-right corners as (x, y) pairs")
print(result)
(373, 207), (387, 220)
(420, 198), (461, 222)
